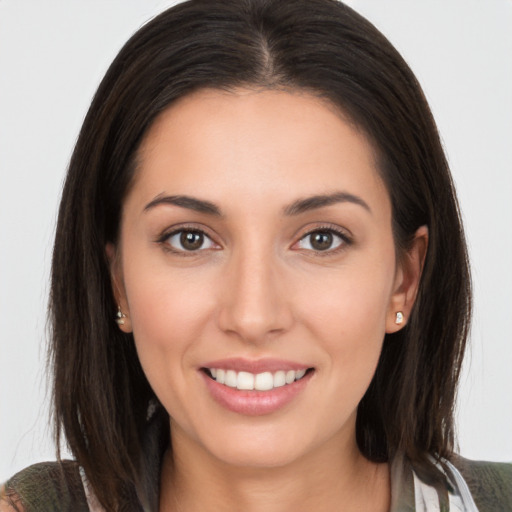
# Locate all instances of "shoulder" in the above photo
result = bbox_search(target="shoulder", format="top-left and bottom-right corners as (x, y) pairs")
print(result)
(2, 461), (89, 512)
(451, 454), (512, 512)
(0, 483), (21, 511)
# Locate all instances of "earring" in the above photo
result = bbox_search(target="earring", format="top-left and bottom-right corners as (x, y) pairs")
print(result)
(116, 306), (127, 325)
(395, 311), (404, 325)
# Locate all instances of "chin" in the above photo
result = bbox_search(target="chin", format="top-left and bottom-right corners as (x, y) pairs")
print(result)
(211, 443), (304, 469)
(196, 422), (322, 470)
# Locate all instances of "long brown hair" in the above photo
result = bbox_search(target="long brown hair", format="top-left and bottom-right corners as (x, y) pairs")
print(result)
(50, 0), (471, 508)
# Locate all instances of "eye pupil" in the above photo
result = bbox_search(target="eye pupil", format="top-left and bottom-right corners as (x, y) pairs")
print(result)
(311, 231), (333, 251)
(180, 231), (204, 250)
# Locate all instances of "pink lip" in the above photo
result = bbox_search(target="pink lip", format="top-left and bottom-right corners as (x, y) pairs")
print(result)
(199, 359), (314, 416)
(201, 357), (310, 373)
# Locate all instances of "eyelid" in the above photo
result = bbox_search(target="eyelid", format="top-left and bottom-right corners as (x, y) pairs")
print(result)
(155, 222), (352, 255)
(156, 224), (221, 253)
(292, 224), (353, 253)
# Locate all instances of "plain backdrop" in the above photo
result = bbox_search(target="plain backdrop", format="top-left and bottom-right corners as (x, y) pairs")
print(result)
(1, 0), (511, 483)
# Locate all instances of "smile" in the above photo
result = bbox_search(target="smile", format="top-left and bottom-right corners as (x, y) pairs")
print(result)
(205, 368), (309, 391)
(200, 358), (315, 415)
(198, 358), (316, 416)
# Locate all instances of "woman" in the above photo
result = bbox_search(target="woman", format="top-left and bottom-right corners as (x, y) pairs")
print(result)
(1, 0), (511, 510)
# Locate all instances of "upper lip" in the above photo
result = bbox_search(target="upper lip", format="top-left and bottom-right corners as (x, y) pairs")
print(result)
(200, 357), (312, 374)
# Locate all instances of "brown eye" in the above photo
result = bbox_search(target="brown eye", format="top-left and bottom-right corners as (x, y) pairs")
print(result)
(165, 229), (216, 252)
(180, 231), (204, 250)
(310, 232), (333, 251)
(297, 229), (345, 252)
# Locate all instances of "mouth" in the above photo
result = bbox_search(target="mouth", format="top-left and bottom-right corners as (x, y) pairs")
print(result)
(199, 358), (315, 415)
(201, 367), (314, 391)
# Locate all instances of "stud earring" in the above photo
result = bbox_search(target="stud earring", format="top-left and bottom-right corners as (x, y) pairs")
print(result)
(116, 306), (127, 325)
(395, 311), (404, 325)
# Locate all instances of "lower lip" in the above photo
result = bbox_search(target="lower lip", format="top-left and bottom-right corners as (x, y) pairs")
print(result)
(201, 370), (313, 416)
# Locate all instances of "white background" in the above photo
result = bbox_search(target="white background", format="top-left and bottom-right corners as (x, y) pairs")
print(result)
(1, 0), (511, 482)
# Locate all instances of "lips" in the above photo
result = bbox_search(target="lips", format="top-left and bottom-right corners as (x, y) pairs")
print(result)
(200, 358), (314, 415)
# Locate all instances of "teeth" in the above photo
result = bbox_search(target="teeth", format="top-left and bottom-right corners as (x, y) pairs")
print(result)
(237, 371), (254, 390)
(285, 370), (296, 384)
(208, 367), (309, 391)
(225, 370), (237, 388)
(295, 369), (306, 379)
(216, 369), (225, 384)
(255, 372), (273, 391)
(273, 370), (286, 388)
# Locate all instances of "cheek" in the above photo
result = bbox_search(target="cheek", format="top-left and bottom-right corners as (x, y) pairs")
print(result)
(121, 254), (218, 392)
(128, 268), (217, 340)
(301, 263), (393, 342)
(122, 264), (223, 429)
(296, 255), (395, 386)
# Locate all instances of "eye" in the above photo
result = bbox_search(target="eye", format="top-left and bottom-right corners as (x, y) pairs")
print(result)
(296, 229), (347, 252)
(165, 229), (217, 252)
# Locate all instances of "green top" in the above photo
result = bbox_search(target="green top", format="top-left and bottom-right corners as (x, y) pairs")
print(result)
(2, 461), (88, 512)
(2, 410), (511, 511)
(4, 455), (511, 511)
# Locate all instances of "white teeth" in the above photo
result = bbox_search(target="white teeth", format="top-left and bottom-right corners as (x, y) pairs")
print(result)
(295, 369), (306, 380)
(273, 370), (286, 388)
(255, 372), (274, 391)
(225, 370), (237, 388)
(208, 367), (309, 390)
(237, 371), (255, 390)
(216, 369), (225, 384)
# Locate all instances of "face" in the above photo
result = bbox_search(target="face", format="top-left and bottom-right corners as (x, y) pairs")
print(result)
(110, 88), (425, 469)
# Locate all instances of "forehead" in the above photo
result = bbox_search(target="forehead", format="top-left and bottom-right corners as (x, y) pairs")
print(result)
(129, 87), (389, 215)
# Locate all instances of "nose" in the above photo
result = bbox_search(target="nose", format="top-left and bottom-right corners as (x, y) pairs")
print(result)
(217, 246), (293, 344)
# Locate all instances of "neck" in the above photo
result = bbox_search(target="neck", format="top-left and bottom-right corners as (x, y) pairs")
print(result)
(159, 422), (390, 512)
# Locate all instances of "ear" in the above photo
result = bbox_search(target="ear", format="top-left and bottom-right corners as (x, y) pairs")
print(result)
(386, 226), (428, 333)
(106, 242), (132, 333)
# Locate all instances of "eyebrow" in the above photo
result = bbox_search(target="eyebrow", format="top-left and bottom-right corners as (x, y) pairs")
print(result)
(143, 191), (371, 217)
(144, 194), (222, 216)
(283, 192), (371, 216)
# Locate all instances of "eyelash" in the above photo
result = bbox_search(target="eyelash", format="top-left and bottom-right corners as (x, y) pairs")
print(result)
(156, 225), (218, 256)
(295, 225), (353, 255)
(156, 225), (353, 256)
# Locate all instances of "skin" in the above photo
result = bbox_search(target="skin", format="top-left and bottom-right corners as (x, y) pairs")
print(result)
(109, 88), (427, 512)
(0, 486), (18, 512)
